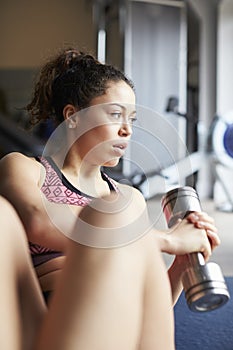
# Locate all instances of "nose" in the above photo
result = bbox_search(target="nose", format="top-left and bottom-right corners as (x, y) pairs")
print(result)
(118, 122), (132, 137)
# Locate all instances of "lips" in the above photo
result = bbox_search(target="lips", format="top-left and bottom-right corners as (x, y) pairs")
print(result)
(112, 142), (128, 156)
(112, 142), (128, 150)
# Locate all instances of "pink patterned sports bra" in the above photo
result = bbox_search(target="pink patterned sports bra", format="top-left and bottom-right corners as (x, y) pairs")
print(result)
(30, 156), (118, 267)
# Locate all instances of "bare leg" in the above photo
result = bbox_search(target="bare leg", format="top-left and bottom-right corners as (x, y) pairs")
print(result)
(36, 191), (175, 350)
(0, 197), (46, 350)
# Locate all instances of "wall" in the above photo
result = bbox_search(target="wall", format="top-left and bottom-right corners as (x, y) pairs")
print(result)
(123, 1), (187, 185)
(188, 0), (219, 198)
(0, 0), (96, 119)
(0, 0), (95, 68)
(217, 0), (233, 116)
(213, 0), (233, 210)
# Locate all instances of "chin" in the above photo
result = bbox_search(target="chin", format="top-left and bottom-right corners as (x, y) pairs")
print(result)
(103, 158), (120, 167)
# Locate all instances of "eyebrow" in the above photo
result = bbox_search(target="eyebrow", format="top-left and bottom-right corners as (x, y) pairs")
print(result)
(108, 103), (136, 115)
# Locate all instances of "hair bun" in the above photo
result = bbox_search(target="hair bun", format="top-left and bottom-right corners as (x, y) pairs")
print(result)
(64, 49), (80, 67)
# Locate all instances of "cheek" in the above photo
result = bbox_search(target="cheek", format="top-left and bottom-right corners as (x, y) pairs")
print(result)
(93, 125), (117, 142)
(78, 127), (113, 154)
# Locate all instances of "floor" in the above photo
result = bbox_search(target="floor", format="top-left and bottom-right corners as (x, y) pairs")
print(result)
(146, 198), (233, 276)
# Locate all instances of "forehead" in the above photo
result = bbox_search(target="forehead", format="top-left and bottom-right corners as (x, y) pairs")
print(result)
(90, 81), (136, 108)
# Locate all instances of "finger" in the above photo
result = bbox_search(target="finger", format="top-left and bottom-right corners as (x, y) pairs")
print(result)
(194, 221), (218, 232)
(199, 245), (211, 261)
(186, 213), (199, 223)
(206, 230), (221, 250)
(187, 212), (215, 224)
(198, 212), (215, 224)
(200, 239), (212, 261)
(195, 221), (220, 250)
(202, 249), (211, 262)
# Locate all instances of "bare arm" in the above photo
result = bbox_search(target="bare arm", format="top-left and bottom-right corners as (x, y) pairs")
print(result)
(117, 184), (220, 305)
(0, 152), (71, 251)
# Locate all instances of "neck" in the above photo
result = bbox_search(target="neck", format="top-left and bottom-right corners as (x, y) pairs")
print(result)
(51, 151), (109, 198)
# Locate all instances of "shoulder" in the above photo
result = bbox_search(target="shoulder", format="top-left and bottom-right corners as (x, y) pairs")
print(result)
(117, 181), (145, 198)
(1, 151), (35, 165)
(0, 151), (39, 171)
(116, 182), (146, 210)
(0, 152), (44, 183)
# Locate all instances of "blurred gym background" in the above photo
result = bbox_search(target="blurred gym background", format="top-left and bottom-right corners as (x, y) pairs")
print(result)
(1, 1), (233, 349)
(1, 0), (233, 207)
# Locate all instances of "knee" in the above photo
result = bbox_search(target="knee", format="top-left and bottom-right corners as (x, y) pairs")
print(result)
(79, 191), (128, 227)
(80, 188), (146, 226)
(69, 189), (151, 248)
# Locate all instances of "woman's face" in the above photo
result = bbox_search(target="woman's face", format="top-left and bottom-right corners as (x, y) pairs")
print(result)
(75, 80), (136, 167)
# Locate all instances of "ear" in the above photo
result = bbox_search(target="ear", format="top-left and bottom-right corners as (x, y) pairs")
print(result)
(63, 104), (79, 129)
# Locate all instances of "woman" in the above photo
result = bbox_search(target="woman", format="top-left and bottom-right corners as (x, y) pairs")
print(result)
(0, 48), (219, 349)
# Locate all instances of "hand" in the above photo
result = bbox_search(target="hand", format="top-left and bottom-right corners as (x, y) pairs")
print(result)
(166, 212), (220, 261)
(165, 211), (220, 303)
(186, 212), (220, 251)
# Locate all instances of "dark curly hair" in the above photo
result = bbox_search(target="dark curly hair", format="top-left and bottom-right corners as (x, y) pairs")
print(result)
(26, 48), (134, 125)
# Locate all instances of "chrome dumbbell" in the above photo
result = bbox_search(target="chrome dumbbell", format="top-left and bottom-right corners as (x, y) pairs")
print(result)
(161, 186), (230, 312)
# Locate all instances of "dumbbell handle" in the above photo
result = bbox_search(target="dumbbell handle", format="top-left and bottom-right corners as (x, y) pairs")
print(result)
(161, 186), (230, 312)
(189, 251), (205, 266)
(161, 186), (205, 264)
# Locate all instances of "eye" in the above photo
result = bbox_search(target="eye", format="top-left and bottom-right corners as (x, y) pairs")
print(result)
(110, 112), (122, 120)
(128, 114), (137, 124)
(129, 115), (137, 124)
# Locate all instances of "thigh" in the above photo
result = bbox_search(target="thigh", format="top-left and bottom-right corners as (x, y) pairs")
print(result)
(0, 197), (46, 350)
(35, 191), (175, 350)
(139, 234), (175, 350)
(37, 238), (148, 350)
